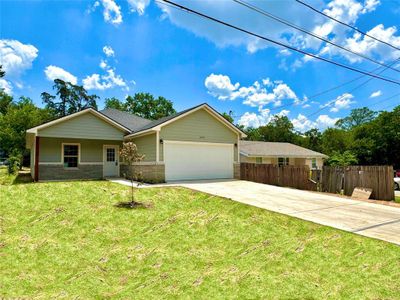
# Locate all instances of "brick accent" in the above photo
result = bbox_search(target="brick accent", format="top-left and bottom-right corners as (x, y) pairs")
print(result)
(234, 163), (240, 179)
(120, 163), (165, 183)
(39, 164), (103, 181)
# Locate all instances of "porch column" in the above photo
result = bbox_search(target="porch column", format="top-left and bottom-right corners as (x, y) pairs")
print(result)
(34, 136), (40, 181)
(156, 130), (160, 163)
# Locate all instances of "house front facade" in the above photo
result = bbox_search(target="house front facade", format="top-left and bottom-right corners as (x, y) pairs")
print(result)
(26, 103), (246, 182)
(240, 141), (327, 169)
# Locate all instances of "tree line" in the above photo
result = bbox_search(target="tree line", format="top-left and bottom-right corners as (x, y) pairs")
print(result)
(0, 65), (399, 170)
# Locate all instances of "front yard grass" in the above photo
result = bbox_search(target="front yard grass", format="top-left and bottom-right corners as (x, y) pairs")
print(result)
(1, 178), (399, 299)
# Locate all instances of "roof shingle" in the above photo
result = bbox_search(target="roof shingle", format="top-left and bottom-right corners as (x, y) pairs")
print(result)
(240, 141), (328, 158)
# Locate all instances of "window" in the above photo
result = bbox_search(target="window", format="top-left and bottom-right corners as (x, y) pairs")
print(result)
(63, 144), (79, 168)
(256, 157), (262, 164)
(312, 158), (317, 169)
(278, 157), (289, 167)
(106, 148), (115, 162)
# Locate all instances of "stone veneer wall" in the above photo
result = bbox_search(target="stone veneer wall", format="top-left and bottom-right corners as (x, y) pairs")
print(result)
(39, 164), (103, 181)
(120, 163), (165, 183)
(234, 163), (240, 179)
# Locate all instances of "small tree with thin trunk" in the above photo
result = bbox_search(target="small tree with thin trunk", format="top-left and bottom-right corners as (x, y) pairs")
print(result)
(119, 142), (145, 207)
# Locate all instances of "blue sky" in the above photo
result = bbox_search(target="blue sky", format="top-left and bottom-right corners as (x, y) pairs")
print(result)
(1, 0), (399, 131)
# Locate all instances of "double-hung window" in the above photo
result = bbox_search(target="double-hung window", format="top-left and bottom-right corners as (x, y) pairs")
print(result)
(311, 158), (317, 169)
(63, 144), (79, 168)
(278, 157), (289, 167)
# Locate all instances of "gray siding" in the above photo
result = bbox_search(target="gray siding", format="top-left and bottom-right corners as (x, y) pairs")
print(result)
(159, 109), (238, 161)
(38, 112), (125, 140)
(39, 137), (121, 163)
(132, 133), (157, 162)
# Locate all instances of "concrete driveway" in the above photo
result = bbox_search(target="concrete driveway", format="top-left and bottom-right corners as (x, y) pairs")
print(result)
(178, 180), (400, 245)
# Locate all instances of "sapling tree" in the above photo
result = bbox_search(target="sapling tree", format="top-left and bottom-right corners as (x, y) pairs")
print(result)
(119, 142), (145, 207)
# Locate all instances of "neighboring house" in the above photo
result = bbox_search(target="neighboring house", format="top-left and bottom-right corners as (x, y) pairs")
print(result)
(26, 103), (246, 182)
(240, 141), (328, 169)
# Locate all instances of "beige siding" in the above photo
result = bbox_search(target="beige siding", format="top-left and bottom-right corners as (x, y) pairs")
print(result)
(39, 137), (121, 163)
(159, 109), (238, 161)
(38, 112), (125, 140)
(131, 133), (157, 162)
(240, 154), (324, 168)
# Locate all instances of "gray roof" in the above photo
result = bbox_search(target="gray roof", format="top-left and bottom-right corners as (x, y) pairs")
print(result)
(240, 141), (328, 158)
(99, 108), (152, 132)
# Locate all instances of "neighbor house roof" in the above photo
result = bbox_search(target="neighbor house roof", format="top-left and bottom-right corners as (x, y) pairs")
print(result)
(240, 141), (328, 158)
(99, 108), (152, 132)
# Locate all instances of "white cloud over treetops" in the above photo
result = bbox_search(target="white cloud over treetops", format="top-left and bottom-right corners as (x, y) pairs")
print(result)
(204, 73), (300, 108)
(44, 65), (78, 84)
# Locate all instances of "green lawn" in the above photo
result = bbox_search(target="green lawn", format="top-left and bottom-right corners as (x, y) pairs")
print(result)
(395, 196), (400, 203)
(1, 172), (399, 298)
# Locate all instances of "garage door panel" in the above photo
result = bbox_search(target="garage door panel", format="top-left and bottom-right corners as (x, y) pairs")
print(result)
(164, 142), (234, 181)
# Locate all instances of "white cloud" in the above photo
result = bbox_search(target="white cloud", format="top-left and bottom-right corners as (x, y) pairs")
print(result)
(157, 0), (319, 53)
(127, 0), (150, 15)
(100, 0), (122, 25)
(83, 67), (128, 91)
(0, 79), (12, 95)
(291, 113), (339, 132)
(103, 45), (115, 57)
(0, 39), (38, 78)
(204, 73), (239, 100)
(205, 74), (299, 108)
(329, 93), (355, 112)
(238, 108), (290, 128)
(44, 65), (78, 85)
(342, 24), (400, 63)
(369, 90), (382, 98)
(291, 114), (316, 132)
(316, 114), (339, 128)
(238, 108), (272, 128)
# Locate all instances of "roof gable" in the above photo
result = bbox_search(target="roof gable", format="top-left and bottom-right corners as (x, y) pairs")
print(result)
(27, 108), (130, 136)
(126, 103), (246, 138)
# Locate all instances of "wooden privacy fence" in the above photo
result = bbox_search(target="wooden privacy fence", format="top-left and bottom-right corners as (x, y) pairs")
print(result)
(240, 163), (317, 191)
(321, 165), (394, 201)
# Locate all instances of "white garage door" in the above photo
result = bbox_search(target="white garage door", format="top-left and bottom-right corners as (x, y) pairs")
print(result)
(164, 141), (234, 181)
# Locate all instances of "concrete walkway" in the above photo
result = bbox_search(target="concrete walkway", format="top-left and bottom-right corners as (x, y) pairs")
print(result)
(108, 178), (400, 245)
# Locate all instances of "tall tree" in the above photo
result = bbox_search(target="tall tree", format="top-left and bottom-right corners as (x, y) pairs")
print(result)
(335, 107), (377, 130)
(258, 115), (296, 143)
(302, 128), (323, 152)
(0, 96), (53, 163)
(105, 97), (125, 110)
(0, 65), (5, 78)
(41, 79), (98, 117)
(352, 105), (400, 168)
(0, 90), (13, 115)
(124, 93), (176, 120)
(221, 111), (234, 123)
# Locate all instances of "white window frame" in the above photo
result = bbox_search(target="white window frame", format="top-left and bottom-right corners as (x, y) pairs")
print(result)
(61, 143), (80, 169)
(278, 157), (289, 167)
(311, 158), (317, 169)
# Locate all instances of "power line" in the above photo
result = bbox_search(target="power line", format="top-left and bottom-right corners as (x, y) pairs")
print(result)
(369, 92), (400, 108)
(270, 57), (400, 113)
(295, 0), (400, 52)
(306, 58), (400, 117)
(232, 0), (400, 73)
(158, 0), (400, 85)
